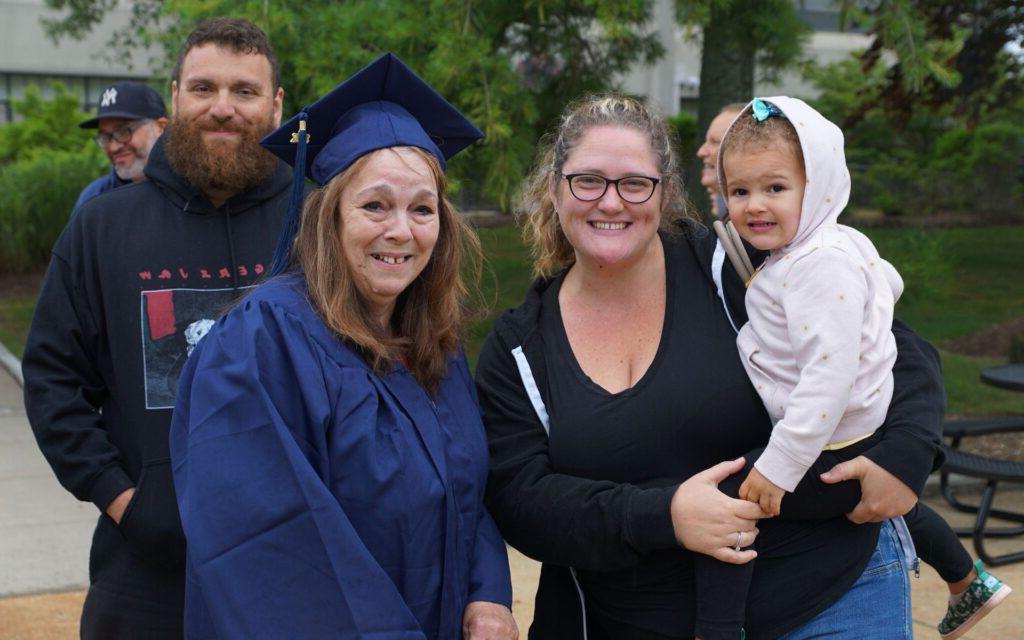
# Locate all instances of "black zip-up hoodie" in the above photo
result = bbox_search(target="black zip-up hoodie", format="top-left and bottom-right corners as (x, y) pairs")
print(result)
(23, 136), (292, 579)
(475, 221), (946, 639)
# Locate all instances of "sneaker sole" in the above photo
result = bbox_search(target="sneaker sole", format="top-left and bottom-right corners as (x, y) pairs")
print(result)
(939, 584), (1012, 640)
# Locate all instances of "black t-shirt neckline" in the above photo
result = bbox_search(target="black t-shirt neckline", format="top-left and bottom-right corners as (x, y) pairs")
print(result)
(546, 232), (676, 399)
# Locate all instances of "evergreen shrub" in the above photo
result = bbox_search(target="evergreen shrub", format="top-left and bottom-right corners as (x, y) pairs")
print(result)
(0, 149), (106, 273)
(0, 82), (106, 273)
(668, 111), (698, 157)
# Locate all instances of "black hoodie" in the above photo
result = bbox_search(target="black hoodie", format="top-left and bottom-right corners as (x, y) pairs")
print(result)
(23, 136), (292, 578)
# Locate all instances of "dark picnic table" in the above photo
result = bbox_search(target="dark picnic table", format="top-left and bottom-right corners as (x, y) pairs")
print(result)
(981, 364), (1024, 392)
(938, 364), (1024, 565)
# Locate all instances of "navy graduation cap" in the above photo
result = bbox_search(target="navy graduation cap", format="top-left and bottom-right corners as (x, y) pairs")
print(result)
(261, 53), (484, 276)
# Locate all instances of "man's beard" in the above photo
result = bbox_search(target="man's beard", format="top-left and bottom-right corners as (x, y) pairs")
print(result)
(113, 154), (146, 182)
(164, 114), (279, 199)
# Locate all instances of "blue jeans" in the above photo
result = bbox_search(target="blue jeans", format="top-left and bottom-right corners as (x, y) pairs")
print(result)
(777, 520), (912, 639)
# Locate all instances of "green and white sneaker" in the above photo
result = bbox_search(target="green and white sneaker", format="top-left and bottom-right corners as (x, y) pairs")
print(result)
(938, 559), (1012, 639)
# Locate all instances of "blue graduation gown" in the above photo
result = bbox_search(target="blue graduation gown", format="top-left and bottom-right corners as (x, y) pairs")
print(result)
(169, 275), (512, 639)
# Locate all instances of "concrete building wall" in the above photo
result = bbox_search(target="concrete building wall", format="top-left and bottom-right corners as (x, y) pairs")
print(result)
(619, 0), (682, 116)
(0, 0), (163, 122)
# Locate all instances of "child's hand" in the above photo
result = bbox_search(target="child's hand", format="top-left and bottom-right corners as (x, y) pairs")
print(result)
(739, 468), (785, 516)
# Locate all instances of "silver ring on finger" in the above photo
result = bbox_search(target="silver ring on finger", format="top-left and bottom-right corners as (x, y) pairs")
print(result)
(734, 530), (744, 551)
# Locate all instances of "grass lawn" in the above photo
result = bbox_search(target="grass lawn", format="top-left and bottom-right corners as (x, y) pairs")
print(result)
(864, 226), (1024, 341)
(862, 225), (1024, 416)
(0, 275), (40, 360)
(2, 224), (1022, 416)
(941, 351), (1024, 416)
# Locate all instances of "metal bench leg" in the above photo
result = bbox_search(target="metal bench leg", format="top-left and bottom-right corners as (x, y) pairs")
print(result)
(941, 462), (1024, 532)
(972, 480), (1024, 567)
(940, 437), (977, 514)
(946, 482), (1024, 537)
(941, 469), (984, 515)
(946, 484), (1024, 537)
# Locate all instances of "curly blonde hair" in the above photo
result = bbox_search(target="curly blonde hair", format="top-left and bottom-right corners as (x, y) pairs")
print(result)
(519, 94), (694, 277)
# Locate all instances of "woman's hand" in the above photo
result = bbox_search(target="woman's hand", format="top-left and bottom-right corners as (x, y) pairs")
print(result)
(820, 455), (917, 524)
(462, 601), (518, 640)
(671, 457), (767, 564)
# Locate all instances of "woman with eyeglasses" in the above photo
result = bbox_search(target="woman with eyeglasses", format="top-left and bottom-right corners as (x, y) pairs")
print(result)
(474, 94), (945, 639)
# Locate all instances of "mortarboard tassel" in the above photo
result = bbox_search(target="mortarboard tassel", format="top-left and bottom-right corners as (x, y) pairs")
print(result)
(269, 111), (310, 276)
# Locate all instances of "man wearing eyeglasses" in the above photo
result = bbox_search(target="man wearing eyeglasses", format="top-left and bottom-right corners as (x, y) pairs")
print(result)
(74, 82), (168, 210)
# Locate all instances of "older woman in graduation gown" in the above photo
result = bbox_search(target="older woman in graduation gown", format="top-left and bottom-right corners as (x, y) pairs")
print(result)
(169, 54), (515, 639)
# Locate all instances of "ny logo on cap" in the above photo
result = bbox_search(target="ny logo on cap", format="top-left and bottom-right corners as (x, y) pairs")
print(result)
(101, 88), (118, 108)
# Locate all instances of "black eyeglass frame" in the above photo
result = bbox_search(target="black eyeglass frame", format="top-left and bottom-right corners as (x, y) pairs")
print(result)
(93, 119), (153, 148)
(560, 172), (662, 204)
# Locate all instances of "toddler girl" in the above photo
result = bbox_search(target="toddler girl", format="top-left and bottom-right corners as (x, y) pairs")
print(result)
(694, 97), (1010, 640)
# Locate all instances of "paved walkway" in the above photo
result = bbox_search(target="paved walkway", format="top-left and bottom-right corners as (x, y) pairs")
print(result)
(904, 486), (1024, 638)
(0, 363), (94, 599)
(1, 359), (1022, 637)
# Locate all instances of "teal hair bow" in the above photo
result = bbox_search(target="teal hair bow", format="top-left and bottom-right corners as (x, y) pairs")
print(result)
(751, 98), (784, 122)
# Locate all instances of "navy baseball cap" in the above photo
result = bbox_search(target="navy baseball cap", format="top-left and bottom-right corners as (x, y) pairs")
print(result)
(79, 81), (167, 129)
(262, 52), (483, 275)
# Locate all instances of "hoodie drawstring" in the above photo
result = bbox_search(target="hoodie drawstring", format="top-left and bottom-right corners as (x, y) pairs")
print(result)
(224, 203), (239, 290)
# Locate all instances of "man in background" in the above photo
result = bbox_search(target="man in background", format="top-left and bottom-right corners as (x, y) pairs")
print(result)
(696, 102), (745, 219)
(24, 18), (291, 639)
(75, 81), (168, 209)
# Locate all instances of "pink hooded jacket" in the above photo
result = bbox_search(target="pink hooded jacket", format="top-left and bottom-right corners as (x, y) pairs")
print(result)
(724, 96), (905, 492)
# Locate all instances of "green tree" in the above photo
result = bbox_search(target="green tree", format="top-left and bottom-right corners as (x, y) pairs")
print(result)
(674, 0), (1020, 215)
(805, 48), (1024, 221)
(42, 0), (164, 71)
(832, 0), (1021, 128)
(675, 0), (811, 214)
(677, 0), (809, 116)
(0, 83), (101, 165)
(40, 0), (664, 209)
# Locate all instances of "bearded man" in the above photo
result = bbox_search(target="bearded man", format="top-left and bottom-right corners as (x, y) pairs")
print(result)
(23, 18), (293, 639)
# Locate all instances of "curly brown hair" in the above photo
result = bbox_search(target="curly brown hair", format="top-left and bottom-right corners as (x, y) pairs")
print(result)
(173, 17), (281, 90)
(718, 104), (804, 193)
(519, 94), (695, 277)
(293, 147), (482, 393)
